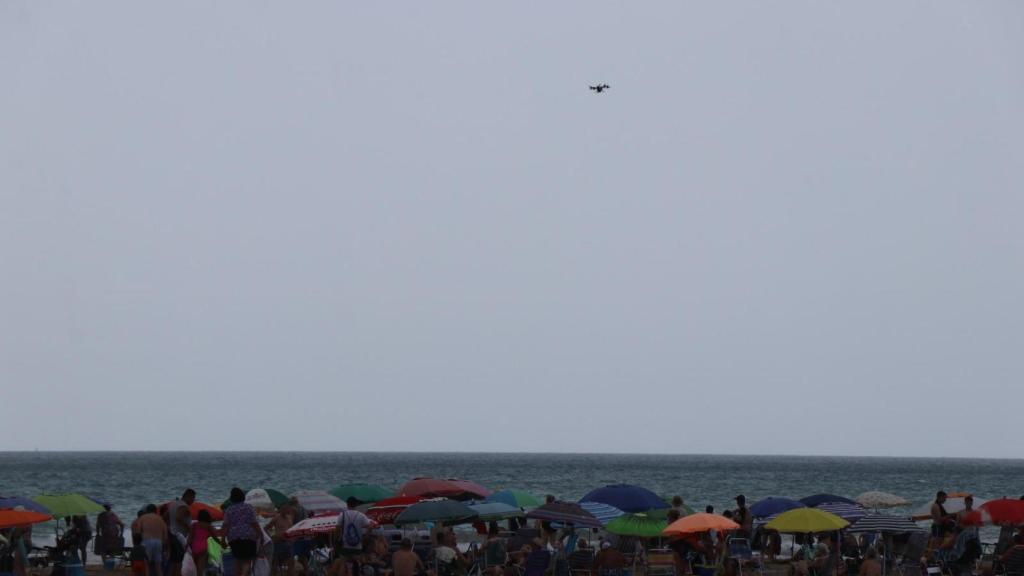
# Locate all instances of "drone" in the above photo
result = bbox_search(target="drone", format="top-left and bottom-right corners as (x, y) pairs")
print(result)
(589, 84), (610, 93)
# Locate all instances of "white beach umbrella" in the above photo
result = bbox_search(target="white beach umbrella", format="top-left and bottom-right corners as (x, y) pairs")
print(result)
(855, 491), (911, 509)
(285, 513), (340, 539)
(245, 489), (277, 512)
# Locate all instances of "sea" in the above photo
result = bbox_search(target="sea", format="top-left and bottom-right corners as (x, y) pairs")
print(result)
(2, 452), (1022, 551)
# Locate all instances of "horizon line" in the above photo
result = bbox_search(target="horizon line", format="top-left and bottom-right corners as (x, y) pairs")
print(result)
(2, 449), (1021, 462)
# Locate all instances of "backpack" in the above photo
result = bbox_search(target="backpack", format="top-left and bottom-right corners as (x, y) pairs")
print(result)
(339, 512), (363, 552)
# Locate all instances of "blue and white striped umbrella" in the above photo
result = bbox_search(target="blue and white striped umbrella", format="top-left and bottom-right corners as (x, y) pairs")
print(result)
(815, 502), (867, 522)
(580, 501), (625, 525)
(847, 513), (925, 534)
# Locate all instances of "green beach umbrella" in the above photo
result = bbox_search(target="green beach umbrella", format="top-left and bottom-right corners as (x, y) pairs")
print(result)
(33, 493), (104, 517)
(487, 489), (543, 508)
(606, 512), (669, 537)
(264, 489), (289, 507)
(329, 484), (392, 504)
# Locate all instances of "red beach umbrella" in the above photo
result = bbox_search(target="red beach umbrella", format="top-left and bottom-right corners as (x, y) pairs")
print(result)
(965, 499), (1024, 526)
(398, 478), (491, 501)
(161, 501), (225, 521)
(0, 509), (52, 529)
(366, 496), (424, 525)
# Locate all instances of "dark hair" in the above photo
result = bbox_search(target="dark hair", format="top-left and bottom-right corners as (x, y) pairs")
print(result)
(145, 504), (157, 513)
(706, 505), (714, 513)
(723, 510), (734, 518)
(937, 491), (947, 499)
(346, 497), (359, 508)
(735, 495), (746, 504)
(230, 487), (246, 504)
(436, 532), (447, 545)
(183, 488), (196, 500)
(401, 538), (413, 550)
(545, 495), (556, 504)
(197, 509), (211, 523)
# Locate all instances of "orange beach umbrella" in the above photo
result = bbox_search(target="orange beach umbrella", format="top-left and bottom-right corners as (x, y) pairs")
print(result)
(0, 509), (52, 529)
(663, 512), (740, 535)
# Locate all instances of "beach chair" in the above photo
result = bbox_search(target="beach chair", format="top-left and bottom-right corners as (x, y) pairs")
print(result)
(524, 549), (552, 576)
(567, 550), (594, 576)
(646, 550), (677, 576)
(999, 547), (1024, 576)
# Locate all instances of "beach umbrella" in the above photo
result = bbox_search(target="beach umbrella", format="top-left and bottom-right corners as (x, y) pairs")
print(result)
(800, 494), (857, 507)
(487, 490), (543, 509)
(285, 513), (340, 540)
(329, 484), (392, 505)
(979, 499), (1024, 526)
(764, 508), (849, 533)
(467, 502), (525, 521)
(855, 492), (911, 509)
(394, 498), (476, 526)
(245, 489), (280, 512)
(398, 478), (491, 501)
(663, 513), (740, 536)
(580, 484), (669, 513)
(607, 512), (669, 537)
(959, 499), (1024, 527)
(33, 493), (104, 517)
(290, 491), (346, 514)
(579, 501), (625, 525)
(815, 502), (867, 523)
(527, 501), (602, 529)
(0, 497), (51, 514)
(366, 496), (423, 525)
(847, 514), (925, 534)
(0, 509), (53, 529)
(750, 497), (805, 519)
(162, 501), (225, 521)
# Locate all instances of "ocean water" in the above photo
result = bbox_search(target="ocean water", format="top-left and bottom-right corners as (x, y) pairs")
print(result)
(3, 452), (1022, 519)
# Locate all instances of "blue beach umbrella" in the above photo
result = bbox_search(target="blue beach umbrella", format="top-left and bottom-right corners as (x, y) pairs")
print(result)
(750, 497), (805, 519)
(0, 497), (51, 514)
(800, 494), (857, 507)
(580, 484), (669, 513)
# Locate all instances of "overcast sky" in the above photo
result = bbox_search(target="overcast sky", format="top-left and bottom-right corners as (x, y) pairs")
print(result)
(2, 2), (1022, 457)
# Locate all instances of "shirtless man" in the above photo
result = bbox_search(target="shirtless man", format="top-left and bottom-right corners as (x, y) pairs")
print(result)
(263, 505), (295, 576)
(135, 505), (169, 576)
(931, 491), (953, 538)
(392, 538), (424, 576)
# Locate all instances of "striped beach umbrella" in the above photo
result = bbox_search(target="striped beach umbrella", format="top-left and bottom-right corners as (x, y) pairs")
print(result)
(527, 501), (602, 528)
(847, 513), (925, 534)
(579, 501), (625, 525)
(815, 502), (867, 522)
(290, 490), (346, 514)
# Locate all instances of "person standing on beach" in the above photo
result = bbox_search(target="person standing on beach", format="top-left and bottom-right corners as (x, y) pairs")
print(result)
(222, 487), (262, 576)
(931, 491), (954, 539)
(336, 497), (378, 576)
(671, 496), (687, 516)
(733, 496), (752, 539)
(264, 504), (295, 575)
(138, 504), (169, 576)
(96, 504), (124, 558)
(69, 515), (93, 566)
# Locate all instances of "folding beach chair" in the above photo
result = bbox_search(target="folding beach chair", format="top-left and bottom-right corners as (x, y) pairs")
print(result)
(645, 549), (677, 576)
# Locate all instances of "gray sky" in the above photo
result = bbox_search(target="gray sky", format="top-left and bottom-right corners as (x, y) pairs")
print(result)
(2, 2), (1022, 457)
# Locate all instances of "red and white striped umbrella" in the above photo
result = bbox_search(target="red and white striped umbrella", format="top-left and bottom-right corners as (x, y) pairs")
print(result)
(285, 513), (339, 540)
(291, 491), (346, 514)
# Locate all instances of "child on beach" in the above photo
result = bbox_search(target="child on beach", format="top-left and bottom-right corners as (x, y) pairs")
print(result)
(187, 509), (223, 576)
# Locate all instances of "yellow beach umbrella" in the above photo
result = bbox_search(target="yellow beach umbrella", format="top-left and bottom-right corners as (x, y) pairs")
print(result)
(764, 508), (849, 533)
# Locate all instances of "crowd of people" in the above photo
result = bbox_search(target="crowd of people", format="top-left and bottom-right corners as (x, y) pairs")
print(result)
(4, 490), (1024, 576)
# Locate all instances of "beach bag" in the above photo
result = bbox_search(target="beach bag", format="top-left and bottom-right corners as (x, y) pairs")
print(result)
(339, 512), (363, 552)
(182, 552), (197, 576)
